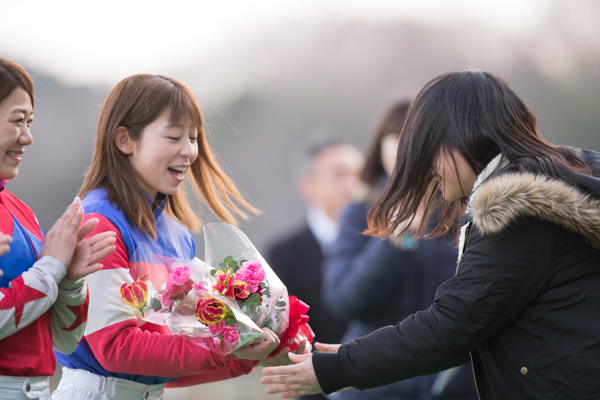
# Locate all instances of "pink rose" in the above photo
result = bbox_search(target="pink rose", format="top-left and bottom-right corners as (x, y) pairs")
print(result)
(169, 265), (192, 286)
(241, 260), (265, 283)
(235, 269), (258, 293)
(222, 324), (240, 344)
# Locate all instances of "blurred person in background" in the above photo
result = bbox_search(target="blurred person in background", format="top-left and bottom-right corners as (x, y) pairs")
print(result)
(266, 134), (364, 400)
(0, 57), (116, 400)
(53, 73), (283, 400)
(321, 100), (478, 400)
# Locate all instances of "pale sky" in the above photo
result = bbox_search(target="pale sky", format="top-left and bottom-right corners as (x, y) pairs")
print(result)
(0, 0), (547, 86)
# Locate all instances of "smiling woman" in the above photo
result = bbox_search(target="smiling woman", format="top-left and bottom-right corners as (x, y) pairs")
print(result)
(0, 58), (116, 400)
(52, 74), (285, 400)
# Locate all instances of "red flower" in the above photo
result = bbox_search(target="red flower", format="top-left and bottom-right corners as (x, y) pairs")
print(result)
(120, 281), (148, 309)
(196, 296), (227, 325)
(212, 270), (249, 300)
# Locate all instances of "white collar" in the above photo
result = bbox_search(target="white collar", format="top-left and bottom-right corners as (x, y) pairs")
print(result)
(466, 153), (509, 212)
(306, 206), (339, 251)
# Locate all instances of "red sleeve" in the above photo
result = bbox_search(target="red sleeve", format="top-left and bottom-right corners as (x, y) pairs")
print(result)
(83, 214), (254, 377)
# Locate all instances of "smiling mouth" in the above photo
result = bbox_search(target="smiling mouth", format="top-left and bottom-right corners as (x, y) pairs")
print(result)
(168, 166), (187, 178)
(6, 151), (22, 159)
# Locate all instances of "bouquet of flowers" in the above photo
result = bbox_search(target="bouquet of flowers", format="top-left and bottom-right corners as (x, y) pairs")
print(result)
(119, 223), (313, 354)
(119, 244), (263, 353)
(202, 222), (313, 352)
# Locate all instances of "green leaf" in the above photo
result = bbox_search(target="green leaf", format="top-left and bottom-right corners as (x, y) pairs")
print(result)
(150, 297), (162, 311)
(275, 300), (287, 307)
(210, 269), (218, 277)
(224, 255), (234, 264)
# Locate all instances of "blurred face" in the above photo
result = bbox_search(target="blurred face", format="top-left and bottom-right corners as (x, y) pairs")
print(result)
(434, 149), (477, 202)
(0, 88), (34, 181)
(128, 109), (199, 199)
(301, 144), (364, 220)
(380, 133), (400, 176)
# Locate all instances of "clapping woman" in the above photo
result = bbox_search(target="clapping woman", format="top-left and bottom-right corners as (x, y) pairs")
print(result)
(0, 57), (116, 400)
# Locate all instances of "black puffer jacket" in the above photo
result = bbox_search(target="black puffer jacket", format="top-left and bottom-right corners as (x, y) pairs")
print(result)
(314, 149), (600, 399)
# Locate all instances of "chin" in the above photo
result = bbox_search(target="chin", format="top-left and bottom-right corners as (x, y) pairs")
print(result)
(0, 170), (18, 181)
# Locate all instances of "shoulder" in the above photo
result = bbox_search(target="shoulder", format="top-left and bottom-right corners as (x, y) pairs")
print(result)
(469, 171), (600, 250)
(0, 190), (42, 238)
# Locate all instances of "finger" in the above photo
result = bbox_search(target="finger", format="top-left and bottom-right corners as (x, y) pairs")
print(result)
(0, 235), (12, 245)
(77, 218), (99, 241)
(70, 205), (84, 234)
(0, 269), (3, 277)
(264, 383), (305, 396)
(262, 365), (296, 376)
(295, 338), (308, 355)
(88, 242), (116, 265)
(315, 342), (341, 353)
(288, 352), (312, 365)
(86, 231), (117, 248)
(59, 197), (81, 223)
(0, 244), (10, 254)
(314, 342), (341, 352)
(86, 263), (104, 275)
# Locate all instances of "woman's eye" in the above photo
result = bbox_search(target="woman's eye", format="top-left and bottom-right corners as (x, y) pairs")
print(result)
(190, 136), (198, 142)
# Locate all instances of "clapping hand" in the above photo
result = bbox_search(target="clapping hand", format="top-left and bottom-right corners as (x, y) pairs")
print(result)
(39, 197), (116, 281)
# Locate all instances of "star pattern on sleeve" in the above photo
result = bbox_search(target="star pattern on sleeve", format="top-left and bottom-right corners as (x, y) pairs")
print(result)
(0, 276), (47, 328)
(62, 291), (89, 332)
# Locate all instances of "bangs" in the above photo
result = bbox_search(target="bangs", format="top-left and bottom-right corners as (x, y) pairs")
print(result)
(165, 81), (202, 129)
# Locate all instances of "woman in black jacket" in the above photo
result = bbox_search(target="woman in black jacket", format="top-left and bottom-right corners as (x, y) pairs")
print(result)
(321, 100), (477, 400)
(261, 69), (600, 399)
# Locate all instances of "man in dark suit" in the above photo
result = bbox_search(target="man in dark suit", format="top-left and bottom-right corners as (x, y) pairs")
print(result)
(266, 136), (364, 400)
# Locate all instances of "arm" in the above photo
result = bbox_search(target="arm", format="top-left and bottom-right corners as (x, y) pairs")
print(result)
(83, 215), (255, 377)
(322, 203), (411, 320)
(0, 256), (66, 339)
(264, 218), (554, 396)
(50, 278), (88, 354)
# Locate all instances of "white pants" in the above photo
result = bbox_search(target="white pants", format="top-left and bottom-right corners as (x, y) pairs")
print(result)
(0, 375), (50, 399)
(52, 368), (164, 400)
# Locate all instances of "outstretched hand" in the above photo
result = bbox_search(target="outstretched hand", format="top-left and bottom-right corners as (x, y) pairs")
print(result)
(261, 352), (322, 398)
(258, 333), (311, 367)
(260, 341), (341, 397)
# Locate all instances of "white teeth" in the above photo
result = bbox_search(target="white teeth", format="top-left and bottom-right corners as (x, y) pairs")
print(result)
(7, 152), (21, 158)
(170, 166), (187, 172)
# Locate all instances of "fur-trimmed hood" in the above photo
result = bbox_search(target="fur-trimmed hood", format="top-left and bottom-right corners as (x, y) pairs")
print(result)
(469, 171), (600, 250)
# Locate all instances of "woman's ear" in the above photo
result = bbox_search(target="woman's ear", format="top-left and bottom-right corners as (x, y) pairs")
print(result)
(114, 126), (133, 154)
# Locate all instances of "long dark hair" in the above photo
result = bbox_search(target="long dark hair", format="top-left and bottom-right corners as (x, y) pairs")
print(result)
(361, 100), (411, 186)
(367, 69), (588, 238)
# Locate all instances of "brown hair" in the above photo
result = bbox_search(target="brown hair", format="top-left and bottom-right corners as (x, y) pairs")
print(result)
(79, 74), (258, 238)
(361, 100), (411, 186)
(0, 57), (35, 107)
(367, 70), (588, 239)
